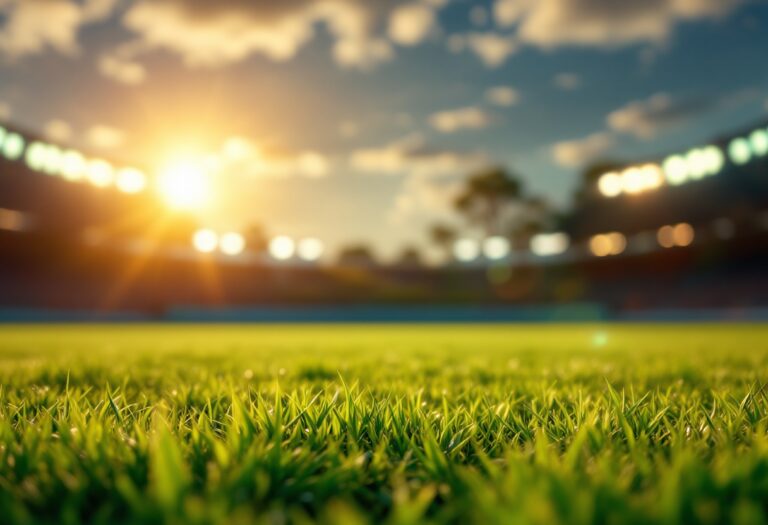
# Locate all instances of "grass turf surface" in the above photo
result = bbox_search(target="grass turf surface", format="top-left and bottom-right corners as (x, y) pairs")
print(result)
(1, 324), (768, 524)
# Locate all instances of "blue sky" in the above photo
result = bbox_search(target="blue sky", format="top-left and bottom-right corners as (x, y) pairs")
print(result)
(1, 0), (767, 260)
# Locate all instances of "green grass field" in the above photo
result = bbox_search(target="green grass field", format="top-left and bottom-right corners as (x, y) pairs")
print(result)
(2, 324), (768, 525)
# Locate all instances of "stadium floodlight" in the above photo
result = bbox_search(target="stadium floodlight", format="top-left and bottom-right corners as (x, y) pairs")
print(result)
(662, 155), (688, 186)
(482, 236), (510, 260)
(2, 132), (25, 160)
(597, 172), (622, 198)
(86, 160), (114, 188)
(269, 236), (295, 260)
(60, 150), (87, 181)
(25, 142), (49, 172)
(589, 234), (612, 257)
(620, 167), (646, 194)
(701, 145), (724, 176)
(685, 148), (709, 180)
(640, 164), (664, 190)
(192, 229), (218, 253)
(607, 232), (626, 255)
(750, 129), (768, 157)
(220, 232), (246, 256)
(530, 232), (570, 257)
(297, 238), (324, 261)
(116, 168), (147, 194)
(728, 138), (751, 165)
(657, 225), (675, 248)
(672, 222), (694, 247)
(453, 238), (480, 262)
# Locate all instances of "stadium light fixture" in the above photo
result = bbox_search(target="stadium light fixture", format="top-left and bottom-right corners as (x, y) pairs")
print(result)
(607, 232), (626, 255)
(672, 223), (694, 247)
(701, 145), (724, 176)
(728, 138), (751, 165)
(750, 129), (768, 157)
(297, 238), (324, 261)
(620, 167), (646, 194)
(220, 232), (246, 256)
(657, 225), (675, 248)
(597, 172), (622, 197)
(2, 132), (25, 160)
(530, 232), (569, 257)
(25, 142), (49, 172)
(61, 150), (87, 181)
(589, 234), (612, 257)
(116, 168), (147, 194)
(685, 148), (709, 180)
(453, 239), (479, 262)
(86, 160), (114, 188)
(269, 236), (295, 260)
(482, 236), (511, 260)
(640, 164), (664, 190)
(192, 229), (218, 253)
(663, 155), (688, 186)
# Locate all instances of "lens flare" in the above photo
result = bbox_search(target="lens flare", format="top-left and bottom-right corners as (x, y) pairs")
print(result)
(157, 160), (211, 210)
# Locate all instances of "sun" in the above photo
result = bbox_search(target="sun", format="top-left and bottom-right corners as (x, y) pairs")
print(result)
(157, 159), (212, 210)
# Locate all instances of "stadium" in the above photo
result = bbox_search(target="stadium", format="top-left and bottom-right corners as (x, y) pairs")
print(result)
(1, 2), (768, 524)
(1, 118), (767, 319)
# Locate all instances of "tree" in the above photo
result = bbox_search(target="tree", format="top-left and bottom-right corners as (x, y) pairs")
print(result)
(397, 245), (422, 268)
(244, 224), (269, 254)
(453, 166), (522, 236)
(337, 244), (377, 267)
(429, 223), (458, 260)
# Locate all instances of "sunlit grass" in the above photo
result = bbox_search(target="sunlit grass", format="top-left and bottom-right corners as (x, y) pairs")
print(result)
(1, 324), (768, 524)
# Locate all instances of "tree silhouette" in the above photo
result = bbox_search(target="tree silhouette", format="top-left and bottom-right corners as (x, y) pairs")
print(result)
(429, 223), (458, 260)
(453, 166), (522, 236)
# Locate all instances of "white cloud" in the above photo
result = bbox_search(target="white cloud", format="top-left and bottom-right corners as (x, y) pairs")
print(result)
(351, 133), (488, 177)
(551, 132), (614, 168)
(0, 0), (116, 58)
(554, 72), (581, 90)
(493, 0), (745, 49)
(448, 32), (517, 68)
(0, 101), (10, 120)
(86, 124), (125, 150)
(215, 137), (330, 179)
(388, 3), (437, 46)
(44, 119), (73, 143)
(114, 0), (442, 73)
(429, 106), (492, 133)
(485, 86), (520, 107)
(607, 93), (694, 139)
(98, 52), (147, 86)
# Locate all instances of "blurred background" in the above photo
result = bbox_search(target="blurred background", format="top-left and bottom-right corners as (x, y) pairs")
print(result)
(0, 0), (767, 321)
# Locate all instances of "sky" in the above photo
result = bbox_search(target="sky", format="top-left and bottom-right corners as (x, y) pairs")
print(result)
(1, 0), (767, 261)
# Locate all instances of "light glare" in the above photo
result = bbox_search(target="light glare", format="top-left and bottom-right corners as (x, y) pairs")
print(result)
(192, 229), (218, 253)
(530, 232), (569, 256)
(220, 232), (246, 256)
(728, 138), (751, 165)
(597, 172), (622, 197)
(269, 236), (295, 260)
(297, 238), (324, 261)
(158, 161), (211, 210)
(482, 236), (510, 260)
(116, 168), (147, 194)
(453, 239), (479, 262)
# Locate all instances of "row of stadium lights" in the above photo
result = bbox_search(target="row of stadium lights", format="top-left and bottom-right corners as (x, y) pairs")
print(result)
(596, 126), (768, 198)
(191, 229), (325, 262)
(0, 126), (147, 194)
(450, 216), (761, 263)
